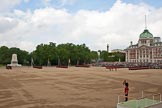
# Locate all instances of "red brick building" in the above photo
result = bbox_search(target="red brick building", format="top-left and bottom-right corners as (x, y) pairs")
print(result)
(125, 29), (162, 63)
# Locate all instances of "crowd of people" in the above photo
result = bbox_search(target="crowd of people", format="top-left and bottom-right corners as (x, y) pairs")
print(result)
(95, 62), (162, 69)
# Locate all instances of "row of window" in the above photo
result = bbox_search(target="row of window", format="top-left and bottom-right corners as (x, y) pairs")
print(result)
(129, 54), (162, 58)
(128, 59), (162, 63)
(154, 44), (162, 46)
(129, 49), (162, 53)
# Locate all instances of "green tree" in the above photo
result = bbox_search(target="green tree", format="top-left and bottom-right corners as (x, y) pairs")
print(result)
(0, 46), (10, 65)
(100, 51), (125, 62)
(0, 46), (30, 65)
(90, 51), (98, 63)
(31, 42), (57, 66)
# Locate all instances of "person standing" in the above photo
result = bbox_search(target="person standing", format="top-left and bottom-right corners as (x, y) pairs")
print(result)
(124, 82), (129, 101)
(123, 80), (127, 86)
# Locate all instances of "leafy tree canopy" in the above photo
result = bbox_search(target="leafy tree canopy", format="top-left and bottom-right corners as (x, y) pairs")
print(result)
(0, 43), (125, 66)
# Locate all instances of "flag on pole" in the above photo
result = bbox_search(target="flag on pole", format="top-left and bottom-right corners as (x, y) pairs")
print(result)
(68, 58), (71, 66)
(31, 58), (34, 66)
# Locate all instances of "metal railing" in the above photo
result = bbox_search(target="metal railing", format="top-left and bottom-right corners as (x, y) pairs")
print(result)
(117, 91), (162, 108)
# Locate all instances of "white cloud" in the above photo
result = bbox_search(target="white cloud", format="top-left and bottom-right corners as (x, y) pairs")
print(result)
(0, 0), (162, 52)
(0, 0), (32, 12)
(0, 0), (21, 12)
(0, 17), (18, 33)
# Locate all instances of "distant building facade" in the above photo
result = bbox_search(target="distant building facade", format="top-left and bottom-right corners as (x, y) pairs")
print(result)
(125, 29), (162, 63)
(111, 49), (125, 53)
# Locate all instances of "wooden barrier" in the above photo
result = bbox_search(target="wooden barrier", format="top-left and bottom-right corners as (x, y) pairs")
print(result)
(129, 66), (149, 70)
(33, 66), (43, 69)
(6, 66), (12, 69)
(75, 65), (90, 68)
(56, 66), (68, 68)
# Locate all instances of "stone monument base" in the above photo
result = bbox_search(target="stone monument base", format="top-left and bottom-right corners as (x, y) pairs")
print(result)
(7, 54), (22, 67)
(7, 64), (22, 67)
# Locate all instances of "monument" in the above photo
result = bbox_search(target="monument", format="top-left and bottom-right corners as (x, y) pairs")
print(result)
(7, 54), (22, 66)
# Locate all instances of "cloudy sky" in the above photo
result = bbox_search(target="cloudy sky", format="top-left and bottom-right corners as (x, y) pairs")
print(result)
(0, 0), (162, 52)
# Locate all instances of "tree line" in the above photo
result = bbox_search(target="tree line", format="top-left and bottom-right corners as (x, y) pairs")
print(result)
(0, 42), (125, 66)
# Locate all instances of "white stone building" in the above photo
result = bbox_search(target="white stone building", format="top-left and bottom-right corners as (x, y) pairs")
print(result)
(125, 29), (162, 63)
